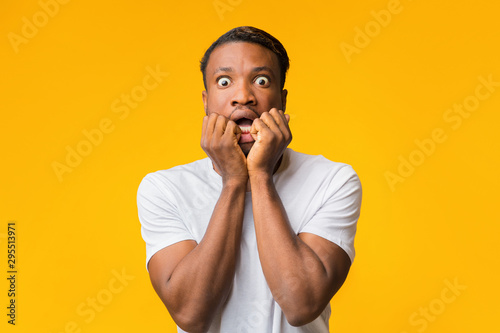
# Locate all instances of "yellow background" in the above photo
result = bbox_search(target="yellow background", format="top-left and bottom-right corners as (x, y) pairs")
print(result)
(1, 0), (499, 332)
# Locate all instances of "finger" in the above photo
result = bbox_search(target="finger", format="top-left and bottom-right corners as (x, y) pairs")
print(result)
(205, 113), (220, 136)
(228, 119), (242, 135)
(274, 109), (288, 124)
(269, 108), (285, 126)
(263, 109), (289, 142)
(201, 116), (208, 149)
(201, 115), (208, 140)
(277, 110), (292, 143)
(250, 118), (272, 141)
(270, 108), (289, 128)
(260, 110), (281, 134)
(276, 109), (290, 132)
(214, 114), (228, 137)
(265, 109), (292, 145)
(224, 120), (241, 142)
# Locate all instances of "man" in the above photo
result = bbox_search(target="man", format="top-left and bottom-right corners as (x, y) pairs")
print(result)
(137, 26), (362, 333)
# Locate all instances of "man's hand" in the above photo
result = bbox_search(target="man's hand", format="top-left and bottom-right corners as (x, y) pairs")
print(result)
(247, 108), (292, 176)
(201, 113), (248, 184)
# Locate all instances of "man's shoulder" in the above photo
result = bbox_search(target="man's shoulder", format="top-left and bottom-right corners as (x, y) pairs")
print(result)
(282, 148), (361, 195)
(139, 157), (213, 191)
(285, 148), (358, 178)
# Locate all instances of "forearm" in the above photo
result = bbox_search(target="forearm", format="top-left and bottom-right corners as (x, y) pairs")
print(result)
(164, 180), (246, 331)
(250, 174), (333, 325)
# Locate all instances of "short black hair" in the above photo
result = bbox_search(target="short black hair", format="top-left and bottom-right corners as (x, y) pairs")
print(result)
(200, 26), (290, 90)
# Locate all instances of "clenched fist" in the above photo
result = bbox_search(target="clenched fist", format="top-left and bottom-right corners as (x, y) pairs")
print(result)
(201, 113), (248, 185)
(247, 108), (292, 177)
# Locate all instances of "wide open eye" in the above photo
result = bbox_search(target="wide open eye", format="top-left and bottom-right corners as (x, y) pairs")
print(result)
(255, 76), (269, 86)
(217, 77), (231, 87)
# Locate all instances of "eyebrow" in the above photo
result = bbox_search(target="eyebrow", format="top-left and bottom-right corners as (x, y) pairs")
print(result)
(213, 67), (234, 75)
(213, 66), (275, 76)
(251, 66), (274, 74)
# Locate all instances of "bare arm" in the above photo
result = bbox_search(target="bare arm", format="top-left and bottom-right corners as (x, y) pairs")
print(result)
(247, 109), (352, 326)
(250, 175), (351, 326)
(148, 114), (248, 332)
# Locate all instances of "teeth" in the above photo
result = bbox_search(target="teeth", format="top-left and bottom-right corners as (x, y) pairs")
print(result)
(239, 126), (251, 134)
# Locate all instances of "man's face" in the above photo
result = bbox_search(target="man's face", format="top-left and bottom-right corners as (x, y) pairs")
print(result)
(202, 42), (287, 156)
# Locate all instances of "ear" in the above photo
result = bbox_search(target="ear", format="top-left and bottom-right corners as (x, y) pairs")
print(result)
(202, 90), (208, 115)
(281, 89), (288, 112)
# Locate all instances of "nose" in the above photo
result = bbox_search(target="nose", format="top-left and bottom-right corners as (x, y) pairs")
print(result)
(231, 81), (256, 106)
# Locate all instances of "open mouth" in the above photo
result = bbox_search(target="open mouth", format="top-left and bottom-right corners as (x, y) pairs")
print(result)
(235, 118), (253, 133)
(235, 118), (254, 143)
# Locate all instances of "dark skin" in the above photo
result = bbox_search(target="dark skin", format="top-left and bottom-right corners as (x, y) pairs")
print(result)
(148, 42), (352, 332)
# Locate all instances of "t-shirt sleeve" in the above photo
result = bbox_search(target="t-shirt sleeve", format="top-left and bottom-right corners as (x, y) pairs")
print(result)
(137, 174), (195, 271)
(299, 165), (362, 263)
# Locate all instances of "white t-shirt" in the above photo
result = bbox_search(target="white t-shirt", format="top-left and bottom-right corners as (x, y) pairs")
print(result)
(137, 148), (362, 333)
